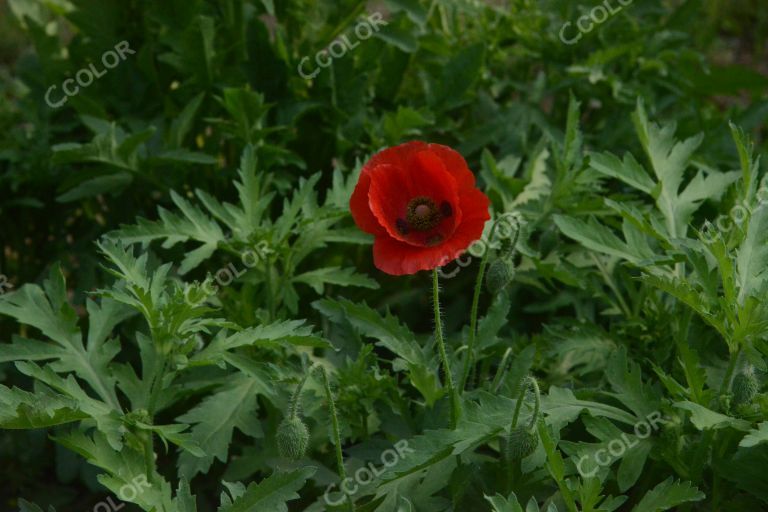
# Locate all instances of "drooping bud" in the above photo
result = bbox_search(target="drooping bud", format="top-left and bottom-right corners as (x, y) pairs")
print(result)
(485, 259), (514, 294)
(502, 376), (542, 463)
(506, 425), (539, 460)
(277, 415), (309, 460)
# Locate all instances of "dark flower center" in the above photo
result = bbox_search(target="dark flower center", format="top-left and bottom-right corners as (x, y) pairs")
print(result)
(405, 196), (442, 231)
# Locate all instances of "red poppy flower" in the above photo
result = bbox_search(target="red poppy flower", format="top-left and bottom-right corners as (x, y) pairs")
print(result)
(350, 141), (491, 275)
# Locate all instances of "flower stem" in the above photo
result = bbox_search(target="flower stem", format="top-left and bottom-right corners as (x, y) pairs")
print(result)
(460, 246), (491, 391)
(510, 377), (528, 429)
(433, 269), (460, 428)
(491, 347), (513, 392)
(460, 216), (518, 391)
(288, 371), (310, 418)
(719, 346), (743, 399)
(527, 377), (541, 430)
(318, 366), (355, 511)
(143, 434), (155, 485)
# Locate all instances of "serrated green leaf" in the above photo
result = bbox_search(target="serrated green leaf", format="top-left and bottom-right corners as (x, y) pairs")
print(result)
(673, 401), (751, 431)
(739, 422), (768, 448)
(177, 375), (269, 479)
(293, 266), (379, 294)
(217, 468), (315, 512)
(631, 478), (704, 512)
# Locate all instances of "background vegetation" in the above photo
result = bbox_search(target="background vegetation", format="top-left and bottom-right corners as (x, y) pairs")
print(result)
(1, 0), (766, 510)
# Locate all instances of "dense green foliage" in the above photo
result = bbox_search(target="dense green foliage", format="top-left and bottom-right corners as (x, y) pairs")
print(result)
(1, 0), (767, 511)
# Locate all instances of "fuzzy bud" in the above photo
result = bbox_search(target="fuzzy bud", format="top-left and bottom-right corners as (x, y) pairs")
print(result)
(506, 426), (538, 460)
(733, 370), (759, 405)
(486, 259), (514, 294)
(277, 416), (309, 460)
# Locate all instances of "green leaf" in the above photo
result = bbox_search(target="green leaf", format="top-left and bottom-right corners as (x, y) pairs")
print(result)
(111, 190), (226, 274)
(154, 149), (217, 165)
(485, 492), (524, 512)
(375, 22), (418, 53)
(0, 267), (122, 408)
(173, 478), (198, 512)
(178, 374), (270, 479)
(55, 430), (174, 509)
(170, 92), (205, 147)
(736, 204), (768, 304)
(605, 347), (660, 418)
(718, 445), (768, 501)
(618, 441), (653, 492)
(17, 500), (53, 512)
(729, 121), (760, 204)
(542, 387), (639, 427)
(554, 215), (648, 264)
(56, 172), (133, 203)
(135, 422), (205, 457)
(217, 468), (315, 512)
(673, 401), (751, 431)
(589, 151), (655, 194)
(313, 298), (441, 405)
(292, 266), (379, 294)
(513, 147), (551, 207)
(193, 320), (329, 364)
(631, 99), (737, 238)
(434, 43), (485, 110)
(16, 362), (125, 449)
(740, 422), (768, 448)
(0, 384), (88, 428)
(631, 478), (704, 512)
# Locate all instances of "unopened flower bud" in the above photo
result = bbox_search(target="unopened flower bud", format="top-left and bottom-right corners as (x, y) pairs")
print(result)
(486, 259), (514, 294)
(733, 368), (759, 405)
(506, 426), (538, 460)
(277, 416), (309, 460)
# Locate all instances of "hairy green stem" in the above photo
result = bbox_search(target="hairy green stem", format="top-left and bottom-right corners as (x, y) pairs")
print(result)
(460, 246), (491, 391)
(288, 371), (311, 418)
(264, 256), (276, 321)
(507, 377), (541, 449)
(433, 269), (460, 428)
(590, 253), (632, 318)
(143, 434), (155, 484)
(527, 377), (541, 430)
(719, 347), (743, 399)
(146, 357), (169, 417)
(510, 377), (529, 429)
(460, 217), (519, 391)
(491, 348), (513, 393)
(319, 367), (355, 512)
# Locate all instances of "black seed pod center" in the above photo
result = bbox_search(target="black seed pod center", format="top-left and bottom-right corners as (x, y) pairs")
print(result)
(405, 196), (443, 231)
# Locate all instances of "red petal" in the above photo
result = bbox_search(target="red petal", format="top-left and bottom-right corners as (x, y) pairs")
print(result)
(363, 141), (430, 174)
(368, 152), (461, 246)
(350, 141), (432, 236)
(352, 141), (491, 275)
(373, 187), (490, 275)
(349, 169), (384, 235)
(373, 236), (456, 275)
(427, 143), (476, 190)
